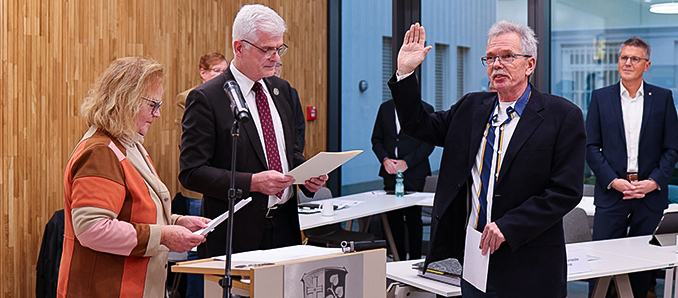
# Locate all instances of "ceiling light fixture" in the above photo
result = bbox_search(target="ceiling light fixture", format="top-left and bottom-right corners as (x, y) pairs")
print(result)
(650, 2), (678, 14)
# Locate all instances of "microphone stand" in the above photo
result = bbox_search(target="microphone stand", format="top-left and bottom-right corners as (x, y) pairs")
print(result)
(221, 119), (242, 298)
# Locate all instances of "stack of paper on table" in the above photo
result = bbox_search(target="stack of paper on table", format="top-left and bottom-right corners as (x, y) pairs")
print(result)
(412, 258), (463, 286)
(214, 245), (344, 266)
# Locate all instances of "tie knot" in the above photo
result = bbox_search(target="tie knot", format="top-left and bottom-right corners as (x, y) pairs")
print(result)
(252, 82), (263, 93)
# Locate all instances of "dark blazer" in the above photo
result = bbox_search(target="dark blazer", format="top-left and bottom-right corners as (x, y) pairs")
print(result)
(179, 67), (306, 256)
(586, 82), (678, 211)
(371, 99), (434, 191)
(291, 87), (306, 153)
(389, 74), (585, 298)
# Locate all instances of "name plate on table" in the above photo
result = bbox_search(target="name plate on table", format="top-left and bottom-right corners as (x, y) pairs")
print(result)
(567, 249), (591, 275)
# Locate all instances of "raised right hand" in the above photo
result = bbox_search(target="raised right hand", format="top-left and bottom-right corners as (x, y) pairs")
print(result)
(251, 170), (295, 195)
(397, 23), (433, 76)
(160, 225), (206, 253)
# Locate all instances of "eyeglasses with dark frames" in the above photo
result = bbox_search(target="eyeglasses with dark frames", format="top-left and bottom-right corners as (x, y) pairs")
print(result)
(241, 39), (288, 59)
(481, 53), (532, 67)
(142, 97), (162, 115)
(619, 55), (649, 65)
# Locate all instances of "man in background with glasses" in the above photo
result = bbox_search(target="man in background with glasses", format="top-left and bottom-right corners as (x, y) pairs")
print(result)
(179, 4), (327, 259)
(586, 36), (678, 298)
(389, 20), (585, 297)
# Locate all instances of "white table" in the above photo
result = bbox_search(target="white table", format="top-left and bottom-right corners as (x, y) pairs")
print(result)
(298, 191), (434, 261)
(575, 195), (678, 217)
(386, 235), (678, 297)
(387, 259), (461, 297)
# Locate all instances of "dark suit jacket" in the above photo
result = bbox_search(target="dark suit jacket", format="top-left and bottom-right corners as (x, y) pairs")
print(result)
(586, 82), (678, 211)
(389, 74), (585, 298)
(179, 68), (306, 256)
(371, 99), (434, 191)
(291, 87), (306, 153)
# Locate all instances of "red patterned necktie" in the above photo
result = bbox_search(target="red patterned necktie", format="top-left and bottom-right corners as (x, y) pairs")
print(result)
(252, 82), (284, 198)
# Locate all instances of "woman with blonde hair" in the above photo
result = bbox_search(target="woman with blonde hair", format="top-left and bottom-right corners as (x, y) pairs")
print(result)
(58, 57), (209, 298)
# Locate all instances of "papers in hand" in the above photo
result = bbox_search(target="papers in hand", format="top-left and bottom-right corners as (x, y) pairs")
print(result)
(285, 150), (362, 183)
(193, 197), (252, 235)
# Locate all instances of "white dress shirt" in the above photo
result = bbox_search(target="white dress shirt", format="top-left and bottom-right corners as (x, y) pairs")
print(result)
(620, 81), (644, 173)
(230, 63), (291, 207)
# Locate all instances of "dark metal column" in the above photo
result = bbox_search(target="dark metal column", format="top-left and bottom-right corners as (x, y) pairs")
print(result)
(528, 0), (551, 93)
(327, 0), (342, 196)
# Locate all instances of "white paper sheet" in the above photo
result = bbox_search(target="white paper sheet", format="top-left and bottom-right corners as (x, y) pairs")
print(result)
(214, 245), (343, 264)
(193, 197), (252, 235)
(286, 150), (362, 183)
(567, 249), (592, 275)
(462, 227), (490, 292)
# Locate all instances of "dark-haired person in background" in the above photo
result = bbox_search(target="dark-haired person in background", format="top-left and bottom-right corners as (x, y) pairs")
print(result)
(371, 99), (434, 260)
(586, 36), (678, 298)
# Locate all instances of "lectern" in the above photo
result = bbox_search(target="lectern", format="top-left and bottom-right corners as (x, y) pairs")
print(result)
(172, 248), (386, 298)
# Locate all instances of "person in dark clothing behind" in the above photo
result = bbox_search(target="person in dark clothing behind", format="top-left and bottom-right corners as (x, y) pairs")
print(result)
(372, 99), (434, 260)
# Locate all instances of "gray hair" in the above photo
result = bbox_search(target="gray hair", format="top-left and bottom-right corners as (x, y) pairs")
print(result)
(232, 4), (287, 43)
(620, 36), (651, 60)
(487, 20), (538, 60)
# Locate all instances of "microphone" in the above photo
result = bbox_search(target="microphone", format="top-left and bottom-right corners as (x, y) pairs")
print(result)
(223, 80), (251, 123)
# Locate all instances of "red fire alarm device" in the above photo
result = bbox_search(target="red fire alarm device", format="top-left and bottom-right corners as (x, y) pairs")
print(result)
(307, 106), (317, 120)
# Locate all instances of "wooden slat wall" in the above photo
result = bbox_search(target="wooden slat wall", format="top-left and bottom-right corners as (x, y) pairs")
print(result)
(0, 1), (327, 297)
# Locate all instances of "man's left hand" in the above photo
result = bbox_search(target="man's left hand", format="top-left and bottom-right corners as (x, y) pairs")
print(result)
(304, 174), (329, 193)
(480, 222), (505, 255)
(393, 160), (408, 172)
(625, 179), (658, 199)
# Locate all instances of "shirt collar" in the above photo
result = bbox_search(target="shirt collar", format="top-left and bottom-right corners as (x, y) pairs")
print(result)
(229, 62), (267, 96)
(620, 80), (644, 98)
(491, 83), (531, 123)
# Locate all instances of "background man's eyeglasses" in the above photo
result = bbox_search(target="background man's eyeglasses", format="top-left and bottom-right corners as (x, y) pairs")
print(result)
(242, 39), (288, 59)
(481, 53), (532, 67)
(142, 97), (162, 115)
(619, 55), (649, 65)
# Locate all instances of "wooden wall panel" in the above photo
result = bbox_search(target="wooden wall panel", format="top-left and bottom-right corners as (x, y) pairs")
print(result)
(0, 1), (327, 297)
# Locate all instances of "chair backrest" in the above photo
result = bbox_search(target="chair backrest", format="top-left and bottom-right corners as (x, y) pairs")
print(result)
(298, 187), (333, 203)
(423, 175), (438, 193)
(583, 184), (594, 196)
(563, 207), (592, 243)
(313, 187), (333, 200)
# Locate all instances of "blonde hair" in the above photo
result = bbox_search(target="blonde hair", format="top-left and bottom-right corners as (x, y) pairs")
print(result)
(80, 57), (165, 144)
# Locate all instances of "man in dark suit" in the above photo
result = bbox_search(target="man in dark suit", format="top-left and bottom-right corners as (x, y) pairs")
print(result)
(389, 21), (585, 297)
(586, 36), (678, 297)
(274, 60), (306, 153)
(371, 99), (434, 260)
(179, 4), (327, 257)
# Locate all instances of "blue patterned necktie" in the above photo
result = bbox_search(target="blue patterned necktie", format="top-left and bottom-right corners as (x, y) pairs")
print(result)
(476, 106), (516, 231)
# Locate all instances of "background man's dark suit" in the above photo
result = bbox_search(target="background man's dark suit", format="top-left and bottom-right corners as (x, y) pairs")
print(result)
(586, 82), (678, 215)
(372, 99), (435, 191)
(389, 74), (585, 297)
(179, 67), (306, 257)
(586, 82), (678, 296)
(372, 99), (434, 260)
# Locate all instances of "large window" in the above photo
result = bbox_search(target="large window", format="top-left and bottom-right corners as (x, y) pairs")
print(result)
(337, 0), (503, 195)
(551, 0), (678, 187)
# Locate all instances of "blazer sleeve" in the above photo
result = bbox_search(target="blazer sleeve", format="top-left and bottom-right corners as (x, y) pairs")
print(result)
(371, 103), (390, 163)
(585, 90), (619, 186)
(648, 90), (678, 187)
(291, 88), (306, 153)
(401, 102), (435, 167)
(388, 72), (454, 148)
(179, 88), (253, 200)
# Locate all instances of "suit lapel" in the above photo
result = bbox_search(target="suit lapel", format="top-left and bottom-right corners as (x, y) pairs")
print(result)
(469, 95), (496, 169)
(639, 82), (653, 140)
(496, 90), (544, 185)
(610, 82), (627, 145)
(224, 69), (268, 168)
